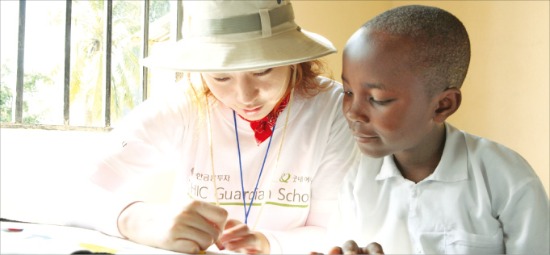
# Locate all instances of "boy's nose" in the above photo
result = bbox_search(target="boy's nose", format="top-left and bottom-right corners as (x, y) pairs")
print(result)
(345, 103), (369, 123)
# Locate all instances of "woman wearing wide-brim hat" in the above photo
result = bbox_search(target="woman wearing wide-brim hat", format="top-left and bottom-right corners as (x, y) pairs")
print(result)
(85, 0), (358, 254)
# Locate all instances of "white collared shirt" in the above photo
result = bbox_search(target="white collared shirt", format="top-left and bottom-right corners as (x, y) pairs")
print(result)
(328, 123), (549, 254)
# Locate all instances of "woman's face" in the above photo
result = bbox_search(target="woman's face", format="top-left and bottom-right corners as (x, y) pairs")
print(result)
(202, 66), (291, 121)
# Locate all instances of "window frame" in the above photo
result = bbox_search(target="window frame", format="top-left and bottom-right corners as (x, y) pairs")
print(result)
(1, 0), (183, 132)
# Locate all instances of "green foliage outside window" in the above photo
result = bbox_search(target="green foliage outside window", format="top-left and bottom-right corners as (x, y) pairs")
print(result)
(0, 0), (170, 128)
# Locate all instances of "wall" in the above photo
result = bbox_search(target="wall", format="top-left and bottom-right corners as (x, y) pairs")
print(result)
(0, 128), (175, 223)
(293, 1), (549, 195)
(0, 128), (107, 223)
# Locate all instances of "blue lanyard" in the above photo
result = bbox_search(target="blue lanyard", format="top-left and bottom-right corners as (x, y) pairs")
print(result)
(233, 110), (276, 225)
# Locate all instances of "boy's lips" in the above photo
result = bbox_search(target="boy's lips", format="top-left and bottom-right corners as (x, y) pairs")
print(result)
(353, 133), (379, 143)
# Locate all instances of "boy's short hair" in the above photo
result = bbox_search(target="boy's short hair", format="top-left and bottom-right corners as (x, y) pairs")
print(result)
(364, 5), (471, 96)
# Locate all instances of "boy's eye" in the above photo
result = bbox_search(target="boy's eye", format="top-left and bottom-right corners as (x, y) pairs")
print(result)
(342, 90), (353, 96)
(253, 68), (272, 76)
(369, 97), (393, 105)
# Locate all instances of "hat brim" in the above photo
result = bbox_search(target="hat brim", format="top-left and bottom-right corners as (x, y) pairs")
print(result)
(141, 28), (336, 72)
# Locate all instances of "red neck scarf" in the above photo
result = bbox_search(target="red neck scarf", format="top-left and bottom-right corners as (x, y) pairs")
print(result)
(240, 93), (291, 145)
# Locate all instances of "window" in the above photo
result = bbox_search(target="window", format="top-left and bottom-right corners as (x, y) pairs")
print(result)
(0, 0), (181, 131)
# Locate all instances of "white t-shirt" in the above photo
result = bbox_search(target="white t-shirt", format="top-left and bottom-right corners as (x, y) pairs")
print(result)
(92, 77), (359, 254)
(328, 123), (549, 254)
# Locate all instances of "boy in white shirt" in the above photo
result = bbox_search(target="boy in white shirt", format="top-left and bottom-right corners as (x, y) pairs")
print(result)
(322, 4), (549, 254)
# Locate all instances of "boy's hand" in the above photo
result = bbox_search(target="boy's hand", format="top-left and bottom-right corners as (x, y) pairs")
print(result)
(311, 240), (384, 255)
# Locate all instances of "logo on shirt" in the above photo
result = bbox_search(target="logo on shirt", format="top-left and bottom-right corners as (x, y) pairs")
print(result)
(187, 169), (312, 208)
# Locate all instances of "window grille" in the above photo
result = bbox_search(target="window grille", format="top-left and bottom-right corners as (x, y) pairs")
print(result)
(0, 0), (182, 131)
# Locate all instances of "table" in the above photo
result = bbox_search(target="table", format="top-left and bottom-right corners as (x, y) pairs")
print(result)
(1, 221), (183, 254)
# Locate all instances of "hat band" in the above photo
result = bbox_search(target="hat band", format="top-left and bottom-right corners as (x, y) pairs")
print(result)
(191, 3), (295, 36)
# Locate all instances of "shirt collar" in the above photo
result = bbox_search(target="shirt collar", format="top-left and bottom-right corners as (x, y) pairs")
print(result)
(375, 123), (468, 182)
(375, 155), (402, 180)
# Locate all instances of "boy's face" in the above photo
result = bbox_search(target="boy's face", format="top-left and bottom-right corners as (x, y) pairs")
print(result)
(341, 28), (440, 158)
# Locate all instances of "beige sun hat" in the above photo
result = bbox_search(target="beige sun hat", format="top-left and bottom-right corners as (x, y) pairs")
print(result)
(141, 0), (336, 72)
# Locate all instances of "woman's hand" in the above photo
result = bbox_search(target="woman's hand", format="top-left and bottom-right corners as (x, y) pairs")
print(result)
(311, 240), (384, 255)
(217, 219), (270, 254)
(117, 200), (228, 254)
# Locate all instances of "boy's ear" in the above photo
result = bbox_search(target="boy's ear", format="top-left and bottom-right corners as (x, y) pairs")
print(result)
(433, 87), (461, 123)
